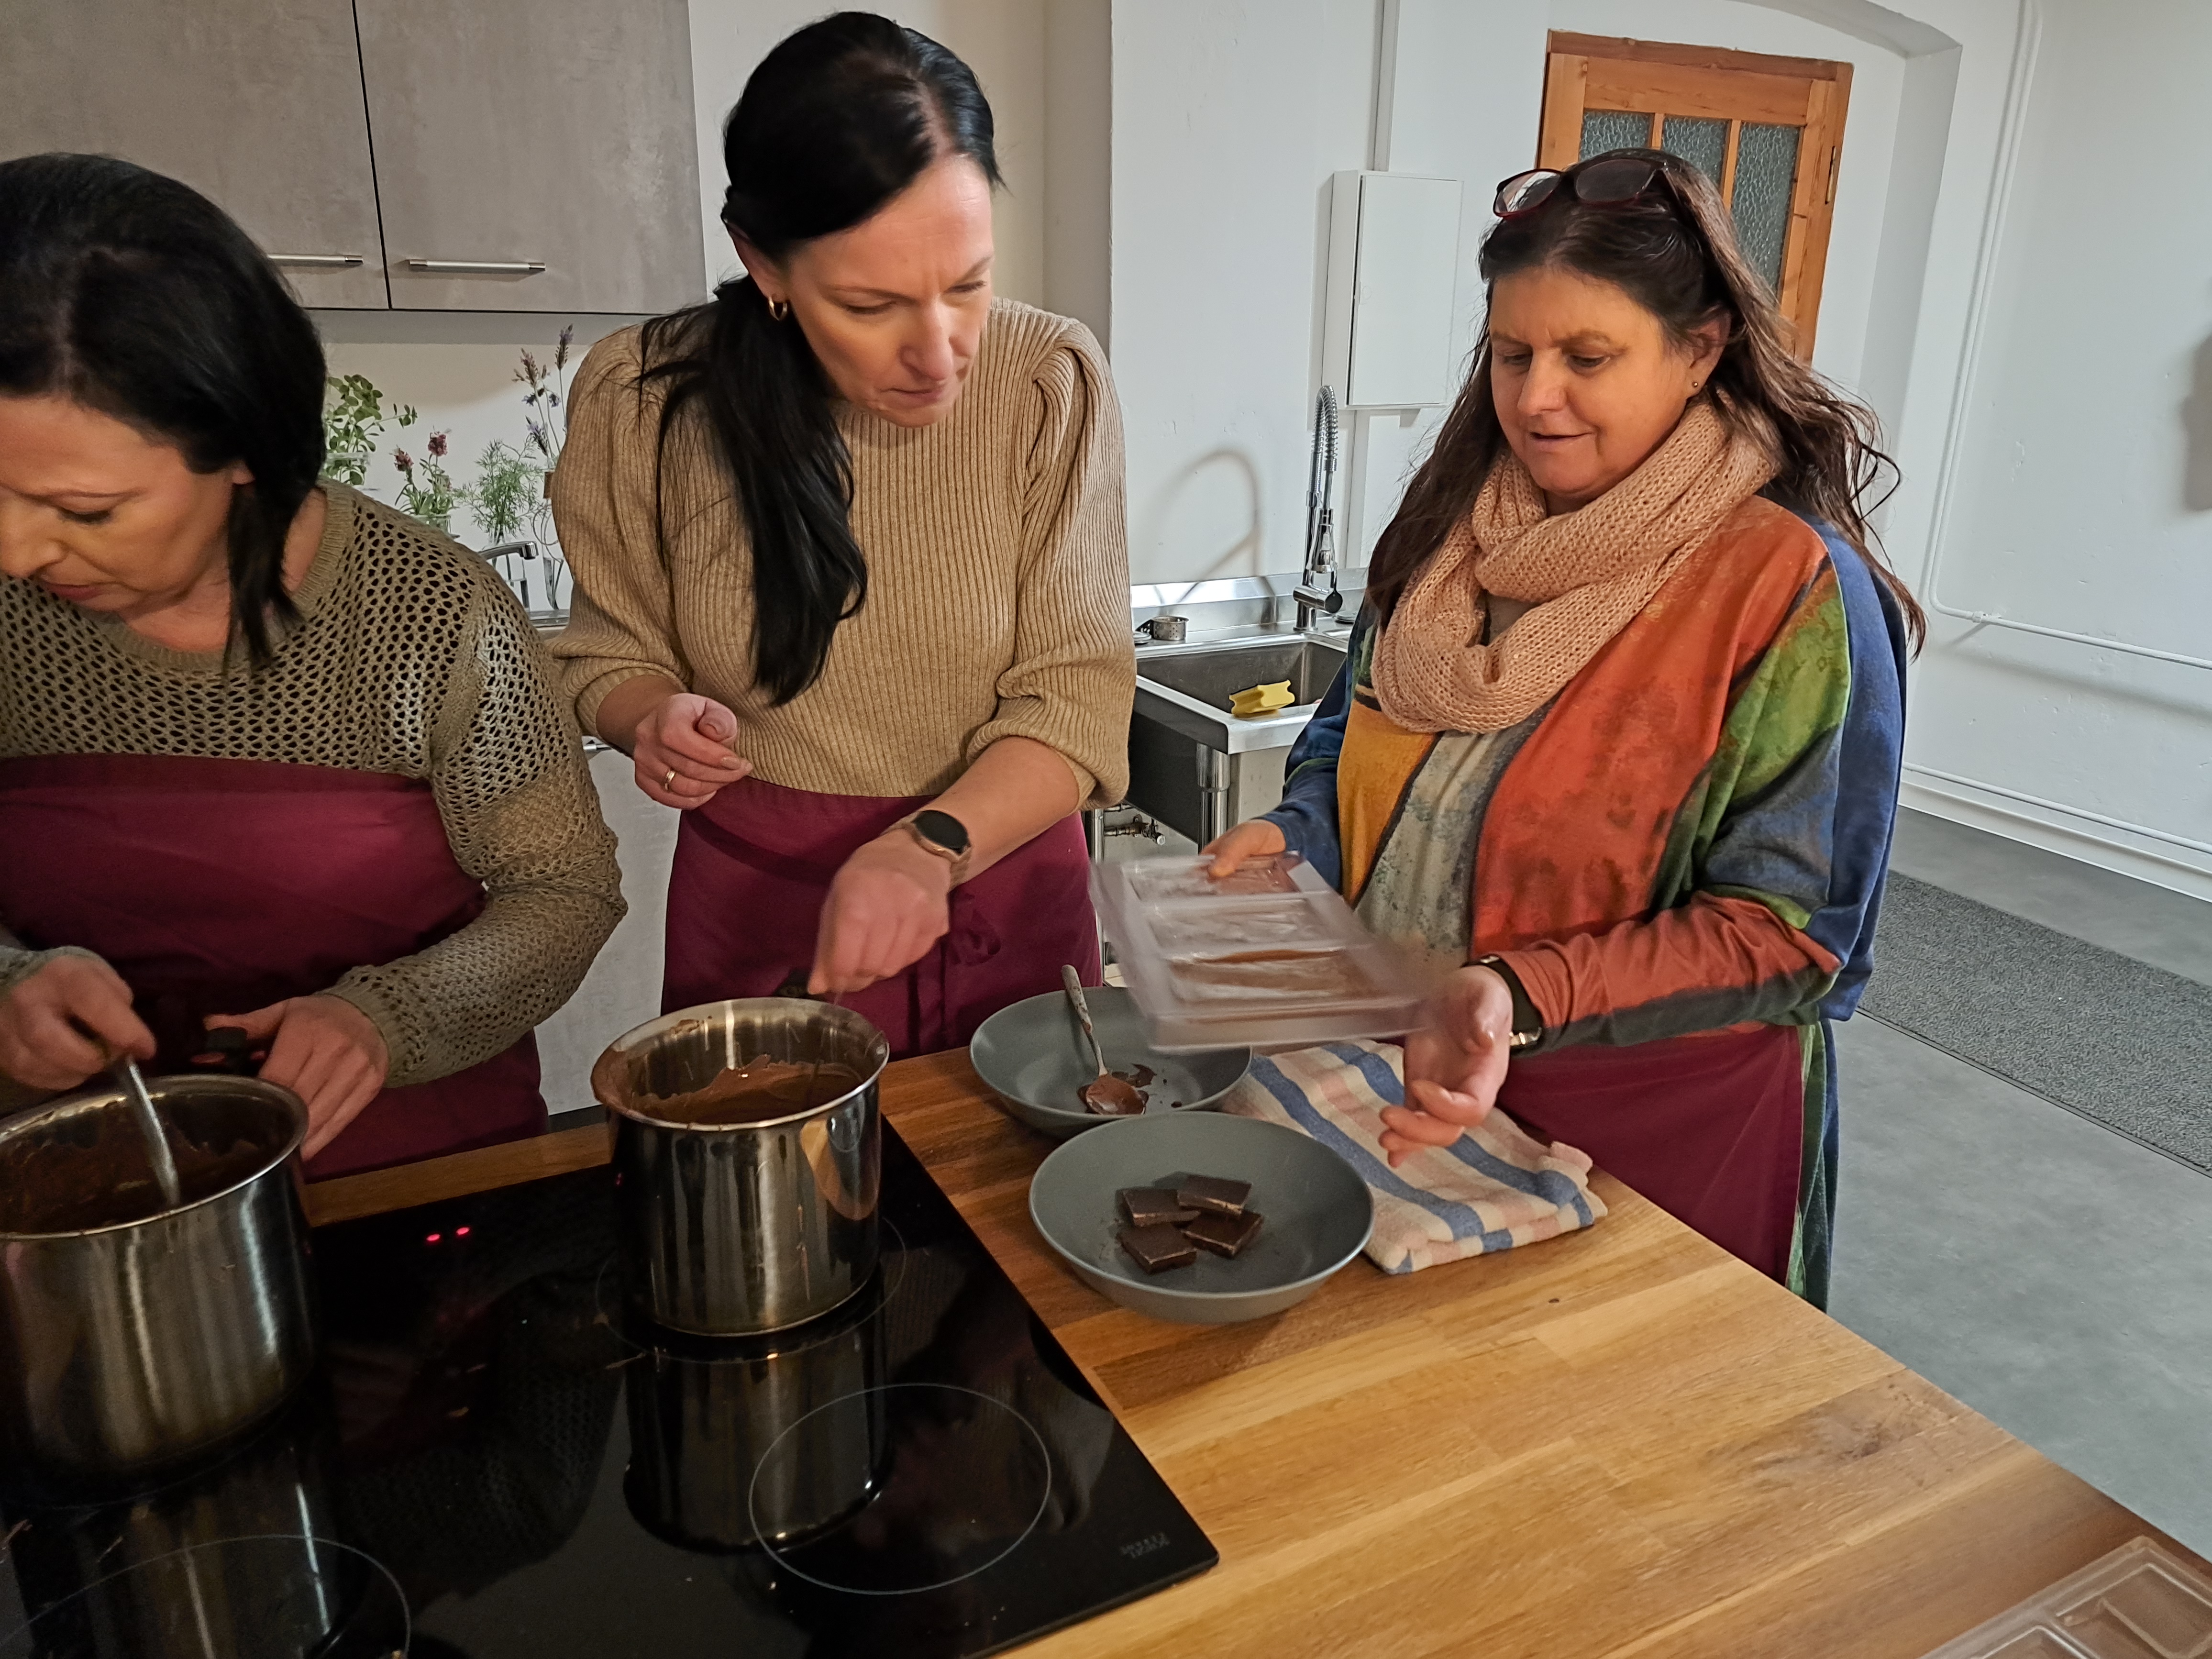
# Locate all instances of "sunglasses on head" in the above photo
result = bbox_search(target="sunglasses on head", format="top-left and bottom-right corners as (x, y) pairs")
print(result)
(1492, 155), (1672, 219)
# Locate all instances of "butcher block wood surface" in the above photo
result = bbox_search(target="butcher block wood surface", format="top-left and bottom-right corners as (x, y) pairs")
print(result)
(310, 1050), (2197, 1659)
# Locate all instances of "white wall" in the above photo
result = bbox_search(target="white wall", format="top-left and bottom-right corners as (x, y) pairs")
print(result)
(1106, 0), (1380, 584)
(1894, 0), (2212, 896)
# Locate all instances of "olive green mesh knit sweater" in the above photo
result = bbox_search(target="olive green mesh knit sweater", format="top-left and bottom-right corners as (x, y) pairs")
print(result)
(0, 486), (624, 1088)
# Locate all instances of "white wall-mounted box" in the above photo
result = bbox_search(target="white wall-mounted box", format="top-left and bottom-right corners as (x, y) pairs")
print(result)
(1322, 170), (1464, 409)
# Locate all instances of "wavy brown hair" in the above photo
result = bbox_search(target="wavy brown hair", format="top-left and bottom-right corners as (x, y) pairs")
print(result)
(1364, 148), (1924, 650)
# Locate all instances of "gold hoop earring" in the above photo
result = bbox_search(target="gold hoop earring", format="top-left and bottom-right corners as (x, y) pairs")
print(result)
(767, 296), (790, 322)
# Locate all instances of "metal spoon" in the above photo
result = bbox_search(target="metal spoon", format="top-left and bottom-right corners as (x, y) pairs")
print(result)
(111, 1054), (183, 1211)
(1061, 965), (1145, 1116)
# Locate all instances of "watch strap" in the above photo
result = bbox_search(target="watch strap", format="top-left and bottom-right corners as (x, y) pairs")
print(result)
(1472, 955), (1543, 1049)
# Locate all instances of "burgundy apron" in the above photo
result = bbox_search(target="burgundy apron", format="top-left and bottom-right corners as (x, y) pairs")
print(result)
(1500, 1022), (1805, 1283)
(0, 753), (545, 1181)
(663, 776), (1099, 1059)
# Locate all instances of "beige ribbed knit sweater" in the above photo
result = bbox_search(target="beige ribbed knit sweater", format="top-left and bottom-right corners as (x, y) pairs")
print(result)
(549, 299), (1134, 806)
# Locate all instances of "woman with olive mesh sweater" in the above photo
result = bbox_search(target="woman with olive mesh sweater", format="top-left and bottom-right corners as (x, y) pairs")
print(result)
(0, 154), (622, 1178)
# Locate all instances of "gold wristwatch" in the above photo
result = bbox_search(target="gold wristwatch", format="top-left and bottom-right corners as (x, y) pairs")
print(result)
(899, 808), (973, 885)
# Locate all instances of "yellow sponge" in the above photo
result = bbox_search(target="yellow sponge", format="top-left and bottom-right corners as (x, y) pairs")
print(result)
(1229, 680), (1295, 719)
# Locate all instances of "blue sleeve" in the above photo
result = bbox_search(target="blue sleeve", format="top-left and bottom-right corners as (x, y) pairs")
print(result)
(1259, 611), (1364, 893)
(1801, 524), (1909, 1020)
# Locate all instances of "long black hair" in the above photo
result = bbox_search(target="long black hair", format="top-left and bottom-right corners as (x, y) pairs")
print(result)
(0, 152), (327, 665)
(639, 11), (1000, 705)
(1366, 148), (1924, 650)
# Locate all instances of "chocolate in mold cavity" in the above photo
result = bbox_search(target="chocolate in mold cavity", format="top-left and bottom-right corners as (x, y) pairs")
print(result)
(1167, 948), (1377, 1002)
(1118, 1223), (1196, 1273)
(1185, 1209), (1264, 1258)
(638, 1056), (864, 1125)
(0, 1118), (276, 1235)
(1131, 858), (1301, 901)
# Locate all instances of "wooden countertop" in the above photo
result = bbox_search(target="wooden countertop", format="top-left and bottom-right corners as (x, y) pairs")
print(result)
(309, 1052), (2197, 1659)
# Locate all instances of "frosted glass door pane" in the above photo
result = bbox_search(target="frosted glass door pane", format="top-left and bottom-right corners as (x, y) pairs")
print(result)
(1581, 110), (1654, 157)
(1730, 122), (1801, 295)
(1658, 115), (1727, 184)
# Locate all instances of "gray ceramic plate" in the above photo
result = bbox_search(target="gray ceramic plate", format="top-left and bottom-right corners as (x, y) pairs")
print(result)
(1029, 1112), (1374, 1324)
(969, 986), (1250, 1140)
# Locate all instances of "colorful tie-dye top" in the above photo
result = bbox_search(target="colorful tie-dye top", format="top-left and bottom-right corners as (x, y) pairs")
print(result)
(1263, 498), (1909, 1299)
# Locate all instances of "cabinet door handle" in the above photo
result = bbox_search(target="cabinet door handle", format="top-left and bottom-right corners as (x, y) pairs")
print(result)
(404, 259), (547, 275)
(269, 253), (365, 268)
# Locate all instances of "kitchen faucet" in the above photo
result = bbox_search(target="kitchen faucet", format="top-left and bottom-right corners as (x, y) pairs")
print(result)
(1294, 385), (1343, 633)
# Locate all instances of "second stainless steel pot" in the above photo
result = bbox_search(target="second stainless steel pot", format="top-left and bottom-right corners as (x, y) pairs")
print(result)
(594, 998), (890, 1336)
(0, 1075), (317, 1501)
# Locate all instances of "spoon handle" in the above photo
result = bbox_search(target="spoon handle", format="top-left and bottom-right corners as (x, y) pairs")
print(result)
(1060, 964), (1109, 1075)
(112, 1055), (184, 1211)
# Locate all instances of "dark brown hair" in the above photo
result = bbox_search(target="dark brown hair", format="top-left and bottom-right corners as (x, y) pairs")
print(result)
(640, 12), (1000, 705)
(0, 153), (325, 667)
(1364, 148), (1924, 649)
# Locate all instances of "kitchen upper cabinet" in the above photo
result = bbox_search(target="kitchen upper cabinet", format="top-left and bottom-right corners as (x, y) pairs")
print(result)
(0, 0), (390, 309)
(354, 0), (704, 314)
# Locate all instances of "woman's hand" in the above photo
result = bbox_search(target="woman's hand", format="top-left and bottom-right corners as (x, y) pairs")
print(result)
(810, 829), (953, 996)
(207, 996), (389, 1160)
(0, 954), (155, 1090)
(1378, 965), (1516, 1168)
(631, 690), (751, 809)
(1202, 818), (1287, 879)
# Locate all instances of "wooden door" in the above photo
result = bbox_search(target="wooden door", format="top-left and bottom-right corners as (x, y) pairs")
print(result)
(354, 0), (704, 314)
(0, 0), (388, 309)
(1537, 33), (1851, 357)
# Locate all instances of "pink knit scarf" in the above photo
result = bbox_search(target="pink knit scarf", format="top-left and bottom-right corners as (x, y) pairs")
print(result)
(1370, 401), (1777, 733)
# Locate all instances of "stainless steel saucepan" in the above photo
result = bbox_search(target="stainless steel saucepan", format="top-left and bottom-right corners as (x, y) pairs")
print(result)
(593, 997), (890, 1336)
(0, 1074), (318, 1500)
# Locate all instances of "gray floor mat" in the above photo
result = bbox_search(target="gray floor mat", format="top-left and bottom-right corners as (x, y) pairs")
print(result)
(1860, 873), (2212, 1173)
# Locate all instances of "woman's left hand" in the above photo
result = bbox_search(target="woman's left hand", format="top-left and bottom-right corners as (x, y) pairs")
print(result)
(206, 995), (390, 1160)
(1378, 965), (1516, 1167)
(809, 830), (953, 996)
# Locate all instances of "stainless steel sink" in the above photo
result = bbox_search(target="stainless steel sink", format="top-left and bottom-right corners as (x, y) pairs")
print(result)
(1126, 631), (1349, 844)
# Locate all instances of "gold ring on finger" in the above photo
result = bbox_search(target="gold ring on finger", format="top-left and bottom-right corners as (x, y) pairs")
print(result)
(664, 769), (677, 792)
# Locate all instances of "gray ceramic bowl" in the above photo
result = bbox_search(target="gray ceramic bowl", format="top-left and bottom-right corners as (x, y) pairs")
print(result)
(969, 985), (1250, 1140)
(1029, 1112), (1374, 1324)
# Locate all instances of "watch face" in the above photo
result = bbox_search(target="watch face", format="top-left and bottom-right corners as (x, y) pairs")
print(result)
(912, 809), (971, 855)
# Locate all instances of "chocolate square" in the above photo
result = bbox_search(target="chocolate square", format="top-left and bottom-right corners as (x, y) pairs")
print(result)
(1118, 1223), (1197, 1273)
(1119, 1187), (1200, 1228)
(1183, 1208), (1264, 1257)
(1176, 1174), (1251, 1217)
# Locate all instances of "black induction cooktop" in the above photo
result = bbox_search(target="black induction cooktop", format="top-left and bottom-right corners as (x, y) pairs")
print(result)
(0, 1123), (1217, 1658)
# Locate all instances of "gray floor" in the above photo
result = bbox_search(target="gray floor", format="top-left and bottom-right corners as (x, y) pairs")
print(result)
(1831, 810), (2212, 1554)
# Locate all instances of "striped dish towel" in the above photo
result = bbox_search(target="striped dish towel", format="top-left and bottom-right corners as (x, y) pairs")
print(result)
(1223, 1040), (1606, 1274)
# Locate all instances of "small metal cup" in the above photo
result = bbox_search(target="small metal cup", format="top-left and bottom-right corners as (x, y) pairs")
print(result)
(593, 999), (889, 1336)
(1140, 614), (1189, 643)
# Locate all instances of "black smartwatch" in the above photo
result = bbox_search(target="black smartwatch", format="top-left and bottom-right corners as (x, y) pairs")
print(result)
(1472, 955), (1543, 1049)
(902, 809), (973, 885)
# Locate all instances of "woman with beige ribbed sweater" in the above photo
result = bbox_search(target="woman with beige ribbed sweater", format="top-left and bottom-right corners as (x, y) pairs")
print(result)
(551, 14), (1132, 1057)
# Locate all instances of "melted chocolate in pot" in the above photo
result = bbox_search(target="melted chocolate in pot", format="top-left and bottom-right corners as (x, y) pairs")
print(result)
(637, 1056), (865, 1126)
(0, 1114), (275, 1235)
